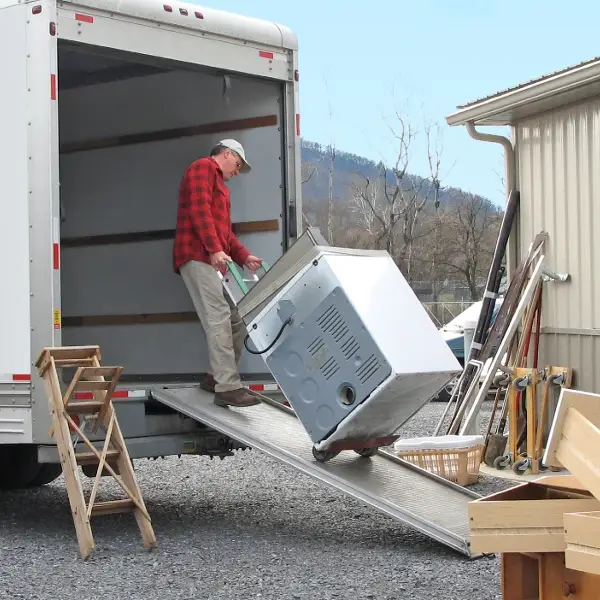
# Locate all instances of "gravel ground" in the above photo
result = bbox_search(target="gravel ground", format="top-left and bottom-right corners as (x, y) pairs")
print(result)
(0, 401), (515, 600)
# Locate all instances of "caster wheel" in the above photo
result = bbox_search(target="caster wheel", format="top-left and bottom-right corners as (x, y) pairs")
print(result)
(512, 460), (529, 475)
(493, 455), (511, 470)
(312, 446), (339, 463)
(354, 448), (378, 457)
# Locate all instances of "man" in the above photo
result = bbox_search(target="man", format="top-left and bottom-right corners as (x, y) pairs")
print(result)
(173, 139), (263, 408)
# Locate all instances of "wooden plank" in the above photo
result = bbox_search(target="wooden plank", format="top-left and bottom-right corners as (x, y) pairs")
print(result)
(565, 511), (600, 576)
(468, 481), (600, 554)
(41, 358), (96, 559)
(63, 312), (198, 328)
(233, 219), (280, 235)
(540, 552), (600, 600)
(67, 400), (105, 414)
(79, 366), (122, 378)
(501, 553), (540, 600)
(544, 388), (600, 469)
(90, 499), (135, 517)
(61, 219), (280, 248)
(60, 114), (278, 154)
(75, 449), (120, 466)
(555, 406), (600, 502)
(74, 380), (112, 391)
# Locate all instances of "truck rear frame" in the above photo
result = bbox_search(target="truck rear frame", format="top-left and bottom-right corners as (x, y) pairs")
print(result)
(0, 0), (301, 485)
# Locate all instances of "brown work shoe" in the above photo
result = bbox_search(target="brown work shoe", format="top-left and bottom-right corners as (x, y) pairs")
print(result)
(200, 374), (216, 393)
(214, 388), (261, 408)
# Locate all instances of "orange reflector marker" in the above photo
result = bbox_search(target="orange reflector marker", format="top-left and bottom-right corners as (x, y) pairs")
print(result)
(75, 13), (94, 23)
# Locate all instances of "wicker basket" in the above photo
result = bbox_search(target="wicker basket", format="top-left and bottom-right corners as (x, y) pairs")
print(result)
(393, 435), (484, 487)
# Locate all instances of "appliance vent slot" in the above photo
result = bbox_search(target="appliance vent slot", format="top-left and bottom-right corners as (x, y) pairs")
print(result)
(321, 356), (340, 380)
(308, 337), (325, 356)
(317, 305), (349, 343)
(356, 354), (381, 384)
(340, 336), (360, 360)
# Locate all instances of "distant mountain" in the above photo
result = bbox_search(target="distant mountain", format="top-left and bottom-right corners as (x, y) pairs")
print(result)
(299, 139), (478, 212)
(298, 138), (504, 308)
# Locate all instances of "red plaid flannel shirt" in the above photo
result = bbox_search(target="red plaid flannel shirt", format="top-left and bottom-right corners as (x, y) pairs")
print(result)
(173, 157), (250, 273)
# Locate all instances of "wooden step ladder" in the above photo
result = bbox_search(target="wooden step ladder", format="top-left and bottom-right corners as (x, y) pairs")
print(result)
(35, 345), (157, 559)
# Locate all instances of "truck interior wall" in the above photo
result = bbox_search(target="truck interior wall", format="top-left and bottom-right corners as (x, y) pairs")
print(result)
(57, 44), (286, 378)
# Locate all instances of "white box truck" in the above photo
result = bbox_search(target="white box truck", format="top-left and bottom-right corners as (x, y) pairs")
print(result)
(0, 0), (301, 488)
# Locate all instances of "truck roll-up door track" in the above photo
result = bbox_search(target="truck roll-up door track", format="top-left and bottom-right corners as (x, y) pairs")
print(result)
(59, 114), (278, 154)
(61, 219), (280, 249)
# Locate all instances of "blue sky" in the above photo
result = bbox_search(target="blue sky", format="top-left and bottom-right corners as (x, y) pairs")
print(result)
(207, 1), (600, 205)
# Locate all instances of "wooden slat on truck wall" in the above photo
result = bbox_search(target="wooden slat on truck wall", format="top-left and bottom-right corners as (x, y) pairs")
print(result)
(62, 313), (199, 328)
(61, 219), (280, 248)
(60, 114), (279, 154)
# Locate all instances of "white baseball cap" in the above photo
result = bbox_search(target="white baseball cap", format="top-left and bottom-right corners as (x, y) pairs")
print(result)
(218, 138), (251, 173)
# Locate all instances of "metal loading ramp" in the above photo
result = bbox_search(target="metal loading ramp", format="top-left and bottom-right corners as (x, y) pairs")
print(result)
(152, 387), (480, 556)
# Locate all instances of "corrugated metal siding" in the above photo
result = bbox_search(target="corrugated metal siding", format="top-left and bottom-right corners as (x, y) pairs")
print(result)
(516, 97), (600, 392)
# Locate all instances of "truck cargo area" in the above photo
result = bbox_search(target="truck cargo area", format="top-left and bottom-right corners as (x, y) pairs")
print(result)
(152, 385), (480, 556)
(57, 40), (286, 384)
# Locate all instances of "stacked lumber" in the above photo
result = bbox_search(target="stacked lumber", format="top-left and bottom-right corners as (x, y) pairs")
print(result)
(467, 388), (600, 599)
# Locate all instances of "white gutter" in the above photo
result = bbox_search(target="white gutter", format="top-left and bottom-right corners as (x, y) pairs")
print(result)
(465, 122), (514, 193)
(445, 58), (600, 127)
(464, 122), (517, 279)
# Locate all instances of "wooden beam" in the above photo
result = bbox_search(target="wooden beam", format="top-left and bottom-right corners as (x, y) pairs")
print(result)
(62, 312), (198, 328)
(61, 219), (280, 249)
(60, 114), (278, 154)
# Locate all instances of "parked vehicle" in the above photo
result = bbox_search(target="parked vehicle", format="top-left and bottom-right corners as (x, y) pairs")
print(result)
(432, 299), (504, 401)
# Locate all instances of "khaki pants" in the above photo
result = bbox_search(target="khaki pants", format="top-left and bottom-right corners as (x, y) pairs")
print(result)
(180, 260), (246, 393)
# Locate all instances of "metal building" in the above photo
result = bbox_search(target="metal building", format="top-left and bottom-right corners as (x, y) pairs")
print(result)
(446, 57), (600, 393)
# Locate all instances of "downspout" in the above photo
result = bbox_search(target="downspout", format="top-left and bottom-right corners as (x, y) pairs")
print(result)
(465, 121), (517, 279)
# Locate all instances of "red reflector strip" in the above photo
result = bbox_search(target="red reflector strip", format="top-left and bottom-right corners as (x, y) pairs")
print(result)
(296, 114), (300, 136)
(50, 74), (56, 100)
(13, 374), (31, 381)
(75, 13), (94, 23)
(53, 243), (60, 269)
(259, 51), (274, 59)
(73, 390), (146, 400)
(248, 383), (280, 392)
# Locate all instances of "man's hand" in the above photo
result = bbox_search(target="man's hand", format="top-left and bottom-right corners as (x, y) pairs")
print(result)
(210, 250), (232, 273)
(245, 255), (263, 273)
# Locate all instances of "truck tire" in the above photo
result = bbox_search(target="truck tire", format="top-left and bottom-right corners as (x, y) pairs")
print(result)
(27, 463), (63, 487)
(0, 445), (61, 490)
(0, 445), (40, 490)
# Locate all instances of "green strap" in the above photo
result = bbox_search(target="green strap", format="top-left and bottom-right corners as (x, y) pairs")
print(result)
(226, 262), (249, 295)
(226, 260), (270, 296)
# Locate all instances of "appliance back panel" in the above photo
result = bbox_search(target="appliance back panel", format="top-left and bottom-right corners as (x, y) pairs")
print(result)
(266, 286), (392, 443)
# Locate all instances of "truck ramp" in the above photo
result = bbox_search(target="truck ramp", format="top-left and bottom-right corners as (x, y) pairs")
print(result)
(152, 386), (480, 556)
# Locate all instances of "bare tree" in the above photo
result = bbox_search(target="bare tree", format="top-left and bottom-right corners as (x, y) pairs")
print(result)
(326, 144), (336, 244)
(437, 192), (503, 300)
(300, 154), (322, 229)
(350, 113), (444, 280)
